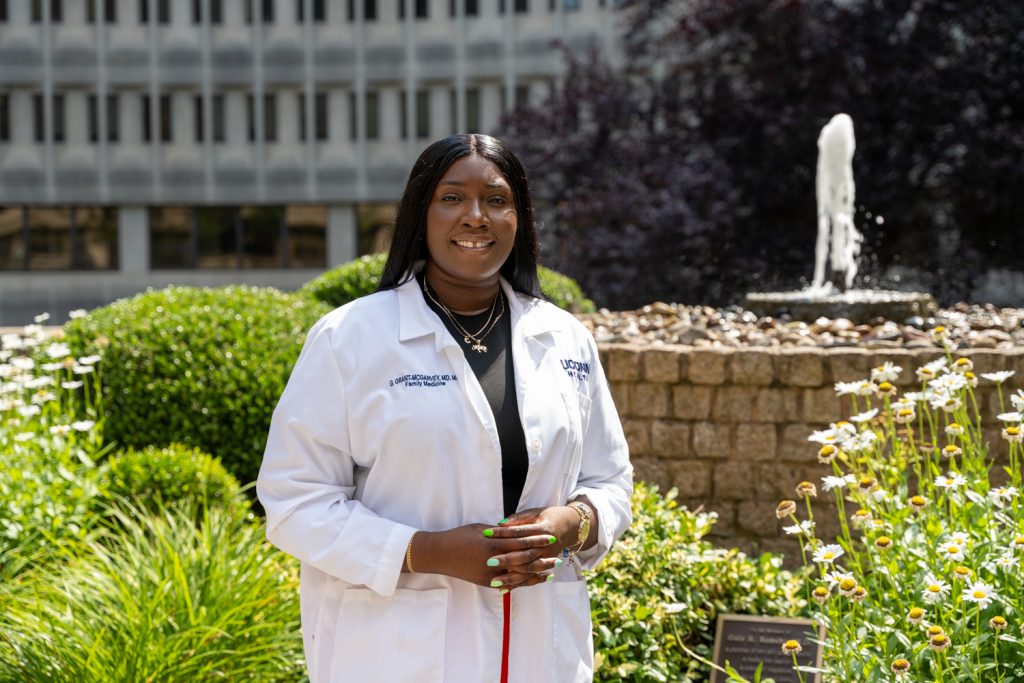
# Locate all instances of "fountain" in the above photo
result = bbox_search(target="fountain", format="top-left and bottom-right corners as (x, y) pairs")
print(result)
(744, 113), (937, 324)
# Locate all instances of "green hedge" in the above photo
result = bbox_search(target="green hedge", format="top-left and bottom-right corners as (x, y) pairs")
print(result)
(591, 482), (803, 682)
(299, 252), (596, 313)
(91, 444), (247, 519)
(63, 286), (331, 487)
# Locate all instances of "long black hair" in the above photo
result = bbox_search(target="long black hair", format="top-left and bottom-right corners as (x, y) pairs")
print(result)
(377, 134), (542, 298)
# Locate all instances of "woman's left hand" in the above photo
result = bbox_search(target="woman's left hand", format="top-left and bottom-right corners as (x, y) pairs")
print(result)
(482, 506), (580, 588)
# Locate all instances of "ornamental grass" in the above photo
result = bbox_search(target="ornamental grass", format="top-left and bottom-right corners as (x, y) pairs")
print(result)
(778, 345), (1024, 681)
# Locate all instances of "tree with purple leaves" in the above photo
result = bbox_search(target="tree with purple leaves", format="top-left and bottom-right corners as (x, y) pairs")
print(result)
(501, 0), (1024, 310)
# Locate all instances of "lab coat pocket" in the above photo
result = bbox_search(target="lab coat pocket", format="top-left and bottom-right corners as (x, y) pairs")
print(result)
(325, 587), (449, 683)
(551, 580), (594, 682)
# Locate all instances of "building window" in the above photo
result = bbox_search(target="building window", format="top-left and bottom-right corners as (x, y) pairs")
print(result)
(53, 94), (65, 143)
(0, 207), (118, 272)
(0, 1), (7, 22)
(356, 204), (395, 255)
(194, 95), (203, 142)
(32, 0), (62, 22)
(247, 93), (277, 143)
(150, 206), (326, 270)
(398, 0), (428, 19)
(142, 94), (172, 143)
(300, 92), (327, 142)
(0, 94), (9, 142)
(245, 0), (274, 22)
(298, 0), (326, 22)
(449, 0), (479, 16)
(86, 0), (117, 23)
(515, 0), (528, 12)
(347, 0), (376, 21)
(140, 0), (170, 23)
(466, 87), (480, 132)
(193, 0), (223, 23)
(366, 91), (380, 139)
(33, 94), (44, 143)
(401, 90), (430, 139)
(212, 94), (225, 142)
(551, 0), (580, 9)
(88, 93), (119, 143)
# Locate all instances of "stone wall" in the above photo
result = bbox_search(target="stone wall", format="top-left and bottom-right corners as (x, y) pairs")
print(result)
(598, 344), (1024, 558)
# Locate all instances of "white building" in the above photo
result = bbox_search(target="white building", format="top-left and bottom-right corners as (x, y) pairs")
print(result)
(0, 0), (621, 324)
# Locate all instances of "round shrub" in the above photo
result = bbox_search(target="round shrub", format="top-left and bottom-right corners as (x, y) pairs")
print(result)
(590, 482), (803, 682)
(63, 286), (331, 487)
(299, 252), (596, 313)
(92, 444), (246, 518)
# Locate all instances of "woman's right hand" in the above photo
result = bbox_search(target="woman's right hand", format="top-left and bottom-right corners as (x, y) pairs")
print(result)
(409, 524), (560, 590)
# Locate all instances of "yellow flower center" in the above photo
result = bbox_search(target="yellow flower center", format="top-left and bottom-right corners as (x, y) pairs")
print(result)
(878, 381), (893, 391)
(955, 566), (970, 576)
(955, 358), (969, 366)
(946, 545), (960, 555)
(973, 590), (986, 599)
(783, 639), (800, 652)
(876, 536), (892, 548)
(898, 409), (913, 417)
(1008, 427), (1021, 436)
(932, 635), (948, 645)
(910, 495), (926, 506)
(819, 445), (836, 455)
(908, 608), (924, 619)
(992, 617), (1007, 627)
(840, 578), (857, 591)
(948, 422), (960, 430)
(813, 587), (828, 598)
(927, 584), (941, 593)
(927, 626), (944, 636)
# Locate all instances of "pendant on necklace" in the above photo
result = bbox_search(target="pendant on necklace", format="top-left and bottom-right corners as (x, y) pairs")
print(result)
(471, 342), (487, 353)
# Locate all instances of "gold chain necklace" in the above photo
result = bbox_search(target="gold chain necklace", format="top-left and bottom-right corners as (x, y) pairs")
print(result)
(424, 281), (505, 353)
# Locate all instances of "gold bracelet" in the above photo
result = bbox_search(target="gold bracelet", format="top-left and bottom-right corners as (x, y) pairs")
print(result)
(405, 533), (416, 574)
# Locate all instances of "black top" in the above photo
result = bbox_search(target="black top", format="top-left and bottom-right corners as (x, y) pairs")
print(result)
(421, 279), (529, 518)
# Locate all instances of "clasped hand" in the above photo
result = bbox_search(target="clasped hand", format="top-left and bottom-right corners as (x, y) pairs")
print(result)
(424, 506), (579, 591)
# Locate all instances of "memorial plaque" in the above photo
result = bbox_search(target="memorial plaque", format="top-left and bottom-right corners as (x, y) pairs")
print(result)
(710, 614), (824, 683)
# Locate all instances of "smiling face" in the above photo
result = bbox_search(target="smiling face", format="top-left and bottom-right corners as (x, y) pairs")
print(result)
(423, 154), (518, 306)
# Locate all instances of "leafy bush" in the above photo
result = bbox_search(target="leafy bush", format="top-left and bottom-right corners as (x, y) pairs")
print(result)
(63, 286), (331, 487)
(591, 482), (803, 682)
(299, 252), (596, 313)
(91, 444), (247, 520)
(0, 504), (304, 682)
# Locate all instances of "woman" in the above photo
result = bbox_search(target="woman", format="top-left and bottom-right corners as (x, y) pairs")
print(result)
(257, 134), (632, 683)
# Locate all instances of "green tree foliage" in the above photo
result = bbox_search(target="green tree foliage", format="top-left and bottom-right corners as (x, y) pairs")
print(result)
(502, 0), (1024, 308)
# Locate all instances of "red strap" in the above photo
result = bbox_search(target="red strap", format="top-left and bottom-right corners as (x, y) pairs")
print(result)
(500, 591), (511, 683)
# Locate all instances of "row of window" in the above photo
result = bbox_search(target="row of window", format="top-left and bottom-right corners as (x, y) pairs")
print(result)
(0, 0), (592, 25)
(0, 86), (535, 145)
(0, 205), (398, 271)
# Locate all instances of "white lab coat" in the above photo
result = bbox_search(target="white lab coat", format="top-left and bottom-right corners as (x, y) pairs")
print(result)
(257, 274), (633, 683)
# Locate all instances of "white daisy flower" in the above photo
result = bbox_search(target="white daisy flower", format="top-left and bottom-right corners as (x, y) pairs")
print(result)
(13, 432), (35, 442)
(30, 391), (55, 405)
(929, 373), (968, 393)
(822, 474), (856, 492)
(783, 520), (815, 536)
(855, 380), (878, 397)
(33, 313), (51, 324)
(948, 531), (971, 547)
(71, 420), (95, 432)
(18, 405), (41, 417)
(24, 376), (55, 389)
(72, 365), (95, 375)
(981, 371), (1016, 383)
(823, 570), (855, 589)
(921, 575), (951, 604)
(834, 381), (862, 396)
(952, 357), (974, 374)
(1004, 426), (1023, 444)
(989, 487), (1019, 506)
(902, 391), (927, 404)
(1, 334), (24, 350)
(11, 357), (34, 371)
(845, 430), (878, 452)
(44, 343), (71, 359)
(871, 362), (903, 383)
(49, 424), (71, 435)
(813, 544), (845, 564)
(41, 361), (64, 372)
(997, 412), (1023, 423)
(935, 473), (967, 490)
(945, 422), (966, 437)
(894, 407), (917, 424)
(964, 580), (997, 609)
(61, 380), (84, 390)
(1011, 390), (1024, 412)
(78, 355), (102, 365)
(68, 309), (88, 319)
(850, 408), (879, 423)
(992, 555), (1019, 572)
(929, 392), (961, 413)
(940, 542), (965, 562)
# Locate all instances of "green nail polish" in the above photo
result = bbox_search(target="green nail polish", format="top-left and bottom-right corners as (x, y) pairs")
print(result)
(499, 588), (509, 595)
(491, 579), (503, 588)
(548, 535), (557, 544)
(555, 558), (563, 568)
(546, 574), (555, 583)
(483, 529), (494, 537)
(498, 517), (509, 525)
(487, 558), (500, 567)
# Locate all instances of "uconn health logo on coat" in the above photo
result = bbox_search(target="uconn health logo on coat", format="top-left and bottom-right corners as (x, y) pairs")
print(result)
(561, 358), (590, 382)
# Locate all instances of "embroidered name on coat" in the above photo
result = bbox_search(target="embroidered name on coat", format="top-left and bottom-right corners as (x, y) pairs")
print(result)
(389, 373), (457, 388)
(561, 359), (591, 382)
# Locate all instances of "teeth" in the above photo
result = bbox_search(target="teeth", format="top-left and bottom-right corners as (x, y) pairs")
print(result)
(454, 240), (491, 248)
